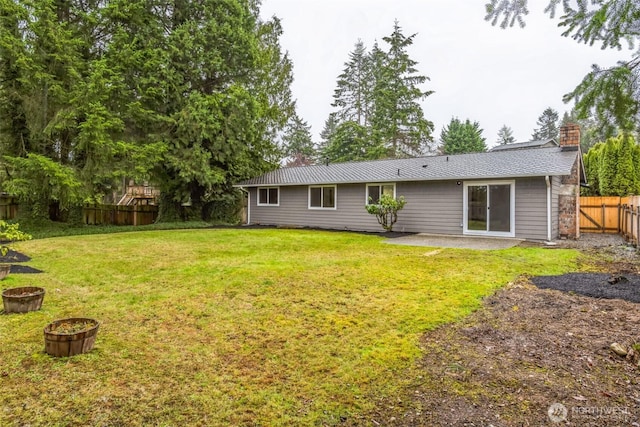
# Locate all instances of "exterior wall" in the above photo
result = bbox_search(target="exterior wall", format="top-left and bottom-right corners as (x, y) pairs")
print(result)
(248, 178), (555, 240)
(514, 177), (548, 241)
(395, 181), (463, 234)
(248, 181), (463, 234)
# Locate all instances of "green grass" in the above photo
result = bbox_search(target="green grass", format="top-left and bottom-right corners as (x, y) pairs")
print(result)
(13, 219), (215, 239)
(0, 229), (578, 426)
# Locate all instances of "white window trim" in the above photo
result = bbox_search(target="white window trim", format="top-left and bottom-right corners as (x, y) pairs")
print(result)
(308, 185), (337, 210)
(365, 183), (396, 205)
(257, 187), (280, 207)
(462, 180), (515, 238)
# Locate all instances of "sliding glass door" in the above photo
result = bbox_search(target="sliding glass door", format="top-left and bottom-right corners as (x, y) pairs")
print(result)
(464, 181), (515, 237)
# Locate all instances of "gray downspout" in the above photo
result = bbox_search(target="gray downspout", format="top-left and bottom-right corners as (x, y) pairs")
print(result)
(239, 187), (250, 225)
(545, 176), (554, 244)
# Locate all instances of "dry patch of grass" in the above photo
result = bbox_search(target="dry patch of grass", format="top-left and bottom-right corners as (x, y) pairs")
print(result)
(0, 229), (578, 426)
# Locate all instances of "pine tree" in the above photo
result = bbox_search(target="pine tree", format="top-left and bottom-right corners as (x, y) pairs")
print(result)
(317, 113), (338, 160)
(371, 21), (434, 157)
(281, 114), (315, 166)
(496, 125), (516, 145)
(439, 118), (487, 155)
(531, 107), (560, 141)
(322, 121), (384, 163)
(486, 1), (640, 136)
(332, 40), (373, 127)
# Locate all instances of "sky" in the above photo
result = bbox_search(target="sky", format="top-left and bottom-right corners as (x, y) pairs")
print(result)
(259, 0), (631, 149)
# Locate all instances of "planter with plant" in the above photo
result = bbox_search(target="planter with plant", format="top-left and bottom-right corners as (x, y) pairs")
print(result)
(0, 220), (32, 280)
(44, 318), (100, 357)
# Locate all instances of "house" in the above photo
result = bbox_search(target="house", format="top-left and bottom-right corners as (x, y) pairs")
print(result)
(488, 139), (558, 152)
(236, 124), (584, 241)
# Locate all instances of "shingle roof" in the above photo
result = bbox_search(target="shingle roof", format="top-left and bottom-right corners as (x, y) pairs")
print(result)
(489, 139), (558, 151)
(236, 146), (579, 187)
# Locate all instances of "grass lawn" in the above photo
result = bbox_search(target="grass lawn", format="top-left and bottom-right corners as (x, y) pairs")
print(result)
(0, 229), (578, 426)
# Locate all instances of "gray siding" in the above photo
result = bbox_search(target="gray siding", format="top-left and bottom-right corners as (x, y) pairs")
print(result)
(249, 181), (463, 234)
(248, 178), (552, 240)
(395, 181), (463, 234)
(514, 177), (548, 240)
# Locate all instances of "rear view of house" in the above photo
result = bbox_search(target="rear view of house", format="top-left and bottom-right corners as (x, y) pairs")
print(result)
(237, 124), (584, 241)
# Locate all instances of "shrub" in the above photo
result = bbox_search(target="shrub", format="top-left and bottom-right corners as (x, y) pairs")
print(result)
(365, 194), (406, 232)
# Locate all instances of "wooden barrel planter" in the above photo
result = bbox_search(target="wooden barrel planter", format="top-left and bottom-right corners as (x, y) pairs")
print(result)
(44, 318), (100, 357)
(0, 264), (10, 280)
(2, 286), (45, 313)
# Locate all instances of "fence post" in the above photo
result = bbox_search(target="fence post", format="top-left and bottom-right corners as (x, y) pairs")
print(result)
(636, 206), (640, 247)
(627, 204), (633, 244)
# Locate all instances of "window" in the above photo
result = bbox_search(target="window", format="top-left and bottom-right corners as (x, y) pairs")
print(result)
(309, 185), (336, 209)
(257, 187), (279, 206)
(366, 183), (395, 204)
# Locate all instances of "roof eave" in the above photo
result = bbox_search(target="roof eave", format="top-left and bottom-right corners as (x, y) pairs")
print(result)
(236, 172), (574, 187)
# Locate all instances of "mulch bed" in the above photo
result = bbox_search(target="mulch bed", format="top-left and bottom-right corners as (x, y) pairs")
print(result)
(5, 265), (43, 274)
(0, 250), (43, 274)
(0, 250), (31, 263)
(532, 273), (640, 303)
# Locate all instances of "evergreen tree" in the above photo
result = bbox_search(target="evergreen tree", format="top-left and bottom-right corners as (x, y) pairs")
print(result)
(531, 107), (559, 141)
(322, 121), (384, 163)
(598, 136), (620, 196)
(486, 1), (640, 136)
(439, 118), (487, 155)
(611, 135), (639, 196)
(371, 21), (434, 157)
(324, 22), (434, 161)
(281, 114), (315, 166)
(332, 40), (373, 127)
(582, 143), (604, 196)
(496, 125), (516, 145)
(0, 0), (294, 222)
(583, 135), (640, 196)
(317, 113), (338, 160)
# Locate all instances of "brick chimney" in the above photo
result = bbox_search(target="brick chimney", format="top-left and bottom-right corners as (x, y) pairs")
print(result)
(559, 122), (580, 150)
(557, 123), (581, 239)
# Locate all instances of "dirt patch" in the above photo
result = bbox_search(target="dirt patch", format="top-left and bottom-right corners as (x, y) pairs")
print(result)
(355, 235), (640, 426)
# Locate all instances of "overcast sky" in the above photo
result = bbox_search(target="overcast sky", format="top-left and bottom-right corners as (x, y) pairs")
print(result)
(259, 0), (631, 149)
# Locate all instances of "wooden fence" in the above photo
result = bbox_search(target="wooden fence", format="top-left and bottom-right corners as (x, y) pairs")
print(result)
(619, 196), (640, 246)
(580, 196), (639, 245)
(0, 195), (18, 220)
(83, 204), (158, 226)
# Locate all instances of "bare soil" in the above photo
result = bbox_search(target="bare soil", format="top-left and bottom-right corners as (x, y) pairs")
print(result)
(355, 234), (640, 426)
